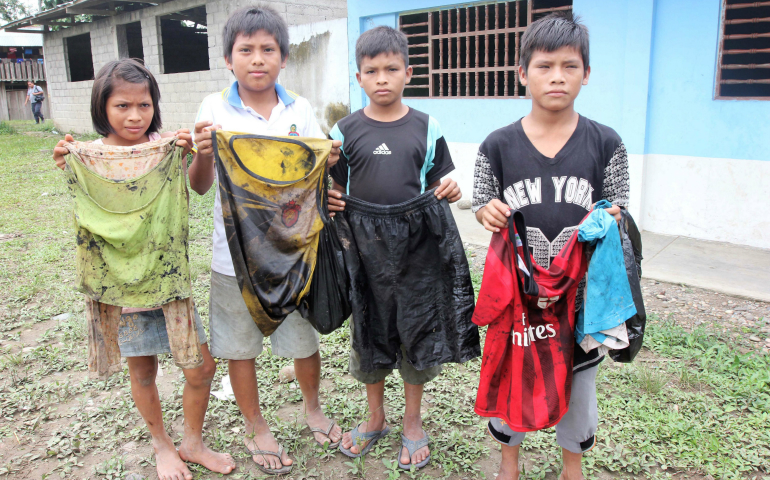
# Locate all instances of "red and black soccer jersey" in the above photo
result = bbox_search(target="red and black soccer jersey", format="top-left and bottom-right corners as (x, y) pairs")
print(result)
(473, 210), (588, 432)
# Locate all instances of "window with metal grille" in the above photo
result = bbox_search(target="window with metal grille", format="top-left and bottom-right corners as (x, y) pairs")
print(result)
(716, 0), (770, 99)
(399, 0), (573, 98)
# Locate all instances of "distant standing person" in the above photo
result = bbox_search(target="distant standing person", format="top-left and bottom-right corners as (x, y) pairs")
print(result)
(25, 81), (45, 124)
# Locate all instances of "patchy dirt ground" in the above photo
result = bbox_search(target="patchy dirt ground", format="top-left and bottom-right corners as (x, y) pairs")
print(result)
(1, 124), (769, 480)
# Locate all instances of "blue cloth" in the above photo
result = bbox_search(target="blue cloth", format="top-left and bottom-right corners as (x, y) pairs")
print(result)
(576, 200), (636, 348)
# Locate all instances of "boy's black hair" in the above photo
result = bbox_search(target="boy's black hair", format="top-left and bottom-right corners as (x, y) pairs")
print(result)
(91, 58), (162, 137)
(520, 11), (589, 73)
(355, 25), (409, 71)
(223, 5), (289, 61)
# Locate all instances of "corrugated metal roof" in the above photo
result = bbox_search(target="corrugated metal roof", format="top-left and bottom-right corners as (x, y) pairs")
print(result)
(0, 0), (153, 32)
(0, 31), (43, 47)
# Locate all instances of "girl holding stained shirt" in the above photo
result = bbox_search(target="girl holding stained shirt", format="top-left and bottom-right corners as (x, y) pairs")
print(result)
(52, 58), (236, 480)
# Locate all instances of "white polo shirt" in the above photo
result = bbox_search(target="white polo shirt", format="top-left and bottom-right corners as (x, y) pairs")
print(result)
(193, 81), (326, 276)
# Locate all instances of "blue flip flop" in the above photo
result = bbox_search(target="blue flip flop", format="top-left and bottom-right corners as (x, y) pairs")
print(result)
(398, 430), (431, 470)
(247, 443), (293, 476)
(339, 423), (391, 458)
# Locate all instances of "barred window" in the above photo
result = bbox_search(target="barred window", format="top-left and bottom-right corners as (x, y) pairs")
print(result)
(716, 0), (770, 99)
(399, 0), (573, 98)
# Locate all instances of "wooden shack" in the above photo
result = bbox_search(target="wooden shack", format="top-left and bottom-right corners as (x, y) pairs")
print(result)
(0, 32), (48, 121)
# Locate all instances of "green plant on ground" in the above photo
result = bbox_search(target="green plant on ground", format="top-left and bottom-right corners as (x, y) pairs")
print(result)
(344, 455), (368, 478)
(0, 121), (16, 135)
(1, 127), (770, 479)
(633, 363), (668, 395)
(93, 455), (124, 479)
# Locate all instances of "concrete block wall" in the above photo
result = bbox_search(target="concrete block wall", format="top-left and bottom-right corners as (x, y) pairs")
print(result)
(42, 0), (347, 133)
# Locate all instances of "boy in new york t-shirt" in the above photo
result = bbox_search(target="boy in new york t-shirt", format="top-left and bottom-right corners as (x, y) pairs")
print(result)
(473, 12), (629, 480)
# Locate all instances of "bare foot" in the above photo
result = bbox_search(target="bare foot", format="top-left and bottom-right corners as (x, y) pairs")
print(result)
(244, 419), (292, 471)
(498, 463), (520, 480)
(559, 474), (585, 480)
(340, 413), (387, 455)
(400, 413), (429, 466)
(178, 441), (235, 475)
(306, 408), (342, 446)
(153, 435), (192, 480)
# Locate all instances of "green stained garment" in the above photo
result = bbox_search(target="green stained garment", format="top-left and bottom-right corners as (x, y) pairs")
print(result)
(63, 138), (192, 308)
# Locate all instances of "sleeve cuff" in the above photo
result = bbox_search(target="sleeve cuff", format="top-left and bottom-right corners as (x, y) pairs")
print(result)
(426, 163), (456, 186)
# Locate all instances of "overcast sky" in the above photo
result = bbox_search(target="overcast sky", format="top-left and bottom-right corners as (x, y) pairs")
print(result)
(21, 0), (40, 14)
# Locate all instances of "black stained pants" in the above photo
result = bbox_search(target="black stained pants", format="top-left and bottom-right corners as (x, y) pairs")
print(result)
(336, 189), (480, 373)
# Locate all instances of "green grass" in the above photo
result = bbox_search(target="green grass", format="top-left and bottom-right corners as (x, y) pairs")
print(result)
(0, 122), (769, 479)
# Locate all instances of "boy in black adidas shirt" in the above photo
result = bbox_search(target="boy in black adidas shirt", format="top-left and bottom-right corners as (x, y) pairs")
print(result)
(473, 13), (629, 480)
(327, 26), (462, 470)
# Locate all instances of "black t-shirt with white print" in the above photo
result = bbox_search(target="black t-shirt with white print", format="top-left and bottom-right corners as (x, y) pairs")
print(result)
(472, 115), (630, 372)
(329, 108), (455, 205)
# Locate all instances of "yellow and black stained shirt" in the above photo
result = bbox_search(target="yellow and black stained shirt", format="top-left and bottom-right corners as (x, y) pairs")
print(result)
(214, 131), (332, 336)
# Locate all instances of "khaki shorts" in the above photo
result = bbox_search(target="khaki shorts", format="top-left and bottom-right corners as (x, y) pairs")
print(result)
(209, 271), (320, 360)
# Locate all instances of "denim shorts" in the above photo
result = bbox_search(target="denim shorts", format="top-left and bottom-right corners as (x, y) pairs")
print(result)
(118, 307), (207, 358)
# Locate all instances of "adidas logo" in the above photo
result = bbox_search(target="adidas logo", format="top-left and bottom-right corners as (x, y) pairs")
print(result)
(373, 143), (391, 155)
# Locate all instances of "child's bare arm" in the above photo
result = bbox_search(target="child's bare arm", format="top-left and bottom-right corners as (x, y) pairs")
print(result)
(52, 134), (75, 170)
(188, 121), (221, 195)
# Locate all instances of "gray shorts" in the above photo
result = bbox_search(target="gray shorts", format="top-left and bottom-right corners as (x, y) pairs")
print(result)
(348, 320), (441, 385)
(487, 365), (599, 454)
(118, 307), (207, 357)
(208, 271), (320, 360)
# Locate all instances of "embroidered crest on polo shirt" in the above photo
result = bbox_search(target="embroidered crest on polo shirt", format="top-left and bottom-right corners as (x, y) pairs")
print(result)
(373, 143), (391, 155)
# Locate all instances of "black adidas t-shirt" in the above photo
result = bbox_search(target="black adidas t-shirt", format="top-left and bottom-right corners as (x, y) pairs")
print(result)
(329, 108), (455, 205)
(472, 115), (630, 372)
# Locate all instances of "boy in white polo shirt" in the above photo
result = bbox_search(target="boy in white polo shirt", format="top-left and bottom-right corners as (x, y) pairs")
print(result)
(188, 5), (341, 476)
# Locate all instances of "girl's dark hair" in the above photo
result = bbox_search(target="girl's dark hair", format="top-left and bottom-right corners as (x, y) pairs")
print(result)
(520, 12), (589, 73)
(223, 5), (289, 61)
(90, 58), (162, 137)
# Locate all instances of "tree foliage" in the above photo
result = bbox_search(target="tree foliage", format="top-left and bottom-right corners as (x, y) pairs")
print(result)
(0, 0), (30, 23)
(41, 0), (69, 12)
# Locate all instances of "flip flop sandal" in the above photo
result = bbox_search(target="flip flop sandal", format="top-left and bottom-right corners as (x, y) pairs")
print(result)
(339, 423), (391, 458)
(397, 430), (431, 470)
(247, 443), (293, 476)
(310, 419), (341, 449)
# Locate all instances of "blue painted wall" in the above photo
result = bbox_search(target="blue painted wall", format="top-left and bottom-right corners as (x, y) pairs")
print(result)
(645, 0), (770, 161)
(347, 0), (769, 161)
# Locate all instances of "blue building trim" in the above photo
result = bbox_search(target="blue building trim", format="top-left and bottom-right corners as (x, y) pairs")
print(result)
(347, 0), (769, 162)
(645, 0), (770, 161)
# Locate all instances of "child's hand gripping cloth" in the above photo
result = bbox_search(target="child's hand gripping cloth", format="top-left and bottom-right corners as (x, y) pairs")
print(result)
(336, 190), (480, 373)
(576, 200), (636, 355)
(473, 210), (588, 432)
(213, 131), (331, 336)
(62, 137), (201, 378)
